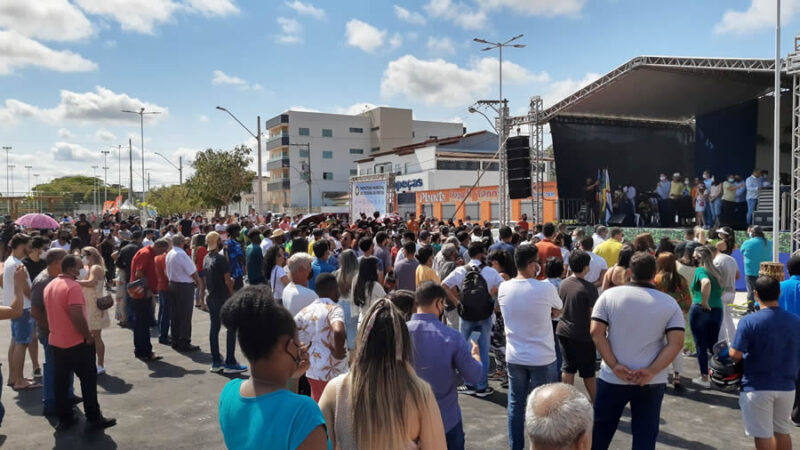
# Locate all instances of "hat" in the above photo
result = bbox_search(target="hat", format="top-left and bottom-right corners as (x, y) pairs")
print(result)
(717, 229), (730, 236)
(673, 172), (681, 178)
(272, 229), (285, 238)
(206, 231), (221, 250)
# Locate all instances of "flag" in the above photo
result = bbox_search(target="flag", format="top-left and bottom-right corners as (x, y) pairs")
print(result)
(599, 168), (612, 223)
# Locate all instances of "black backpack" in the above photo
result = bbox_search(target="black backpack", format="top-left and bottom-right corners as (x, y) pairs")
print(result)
(458, 264), (493, 321)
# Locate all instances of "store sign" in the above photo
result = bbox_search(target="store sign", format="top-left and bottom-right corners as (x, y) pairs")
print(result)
(395, 178), (424, 191)
(352, 180), (388, 217)
(416, 186), (499, 204)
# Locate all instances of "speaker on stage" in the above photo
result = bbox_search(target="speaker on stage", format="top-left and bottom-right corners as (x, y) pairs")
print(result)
(506, 135), (531, 199)
(607, 213), (627, 227)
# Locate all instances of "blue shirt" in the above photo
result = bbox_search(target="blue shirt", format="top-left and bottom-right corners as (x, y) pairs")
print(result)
(745, 175), (761, 200)
(488, 241), (515, 255)
(656, 180), (671, 199)
(779, 275), (800, 317)
(732, 307), (800, 391)
(218, 379), (330, 449)
(310, 258), (338, 291)
(740, 237), (772, 276)
(407, 313), (483, 432)
(735, 182), (746, 202)
(226, 239), (244, 279)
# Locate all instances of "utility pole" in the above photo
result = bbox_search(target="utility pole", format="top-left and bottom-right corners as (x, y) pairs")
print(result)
(147, 171), (151, 193)
(2, 146), (10, 196)
(154, 152), (182, 185)
(121, 107), (161, 205)
(215, 107), (263, 214)
(33, 174), (39, 213)
(92, 165), (98, 213)
(101, 150), (110, 204)
(129, 138), (134, 203)
(117, 144), (122, 198)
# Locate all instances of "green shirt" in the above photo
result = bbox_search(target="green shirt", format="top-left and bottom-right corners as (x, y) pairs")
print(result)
(245, 243), (265, 284)
(691, 267), (723, 309)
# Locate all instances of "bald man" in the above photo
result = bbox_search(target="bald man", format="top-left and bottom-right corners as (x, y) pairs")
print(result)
(525, 383), (593, 450)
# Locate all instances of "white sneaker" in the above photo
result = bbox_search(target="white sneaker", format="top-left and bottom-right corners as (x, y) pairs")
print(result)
(96, 365), (106, 375)
(692, 376), (710, 388)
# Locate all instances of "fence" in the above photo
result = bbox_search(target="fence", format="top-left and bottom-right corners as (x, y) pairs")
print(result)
(0, 191), (118, 219)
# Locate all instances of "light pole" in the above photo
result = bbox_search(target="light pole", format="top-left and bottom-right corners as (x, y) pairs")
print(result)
(101, 150), (110, 204)
(153, 152), (183, 184)
(216, 106), (263, 214)
(92, 165), (98, 213)
(2, 146), (10, 196)
(122, 107), (161, 206)
(117, 144), (122, 198)
(288, 143), (312, 213)
(33, 174), (39, 212)
(473, 34), (525, 225)
(773, 0), (781, 262)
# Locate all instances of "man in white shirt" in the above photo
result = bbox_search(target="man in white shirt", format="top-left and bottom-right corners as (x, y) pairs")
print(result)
(579, 237), (607, 288)
(442, 241), (505, 398)
(259, 228), (273, 256)
(4, 233), (36, 390)
(165, 234), (200, 352)
(713, 244), (740, 343)
(282, 253), (318, 316)
(497, 244), (563, 450)
(592, 225), (607, 249)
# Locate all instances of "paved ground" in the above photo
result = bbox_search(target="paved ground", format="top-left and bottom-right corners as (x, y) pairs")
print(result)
(0, 293), (797, 449)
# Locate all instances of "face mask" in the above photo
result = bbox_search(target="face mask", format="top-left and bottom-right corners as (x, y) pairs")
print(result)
(285, 340), (302, 367)
(748, 232), (753, 238)
(728, 178), (734, 183)
(82, 257), (90, 266)
(703, 174), (709, 179)
(660, 176), (666, 181)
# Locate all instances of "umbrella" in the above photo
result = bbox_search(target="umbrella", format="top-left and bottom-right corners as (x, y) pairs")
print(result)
(378, 213), (401, 224)
(297, 213), (326, 227)
(15, 213), (59, 230)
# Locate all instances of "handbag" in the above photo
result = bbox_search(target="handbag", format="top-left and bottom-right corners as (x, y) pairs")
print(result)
(96, 294), (114, 311)
(126, 278), (147, 300)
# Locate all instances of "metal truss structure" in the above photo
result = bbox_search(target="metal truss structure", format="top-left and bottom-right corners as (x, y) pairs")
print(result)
(789, 37), (800, 252)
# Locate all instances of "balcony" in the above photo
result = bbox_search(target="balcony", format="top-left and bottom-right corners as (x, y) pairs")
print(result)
(265, 114), (288, 129)
(266, 135), (290, 151)
(268, 179), (291, 191)
(267, 157), (290, 170)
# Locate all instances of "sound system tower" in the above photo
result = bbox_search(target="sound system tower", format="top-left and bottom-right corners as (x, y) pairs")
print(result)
(506, 135), (531, 199)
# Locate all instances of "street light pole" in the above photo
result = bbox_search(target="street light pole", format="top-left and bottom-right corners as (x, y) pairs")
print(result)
(216, 106), (263, 214)
(122, 107), (161, 206)
(101, 150), (110, 204)
(288, 142), (312, 213)
(773, 0), (782, 262)
(92, 165), (98, 213)
(24, 165), (31, 197)
(117, 144), (122, 198)
(2, 146), (10, 196)
(153, 152), (183, 185)
(33, 174), (39, 212)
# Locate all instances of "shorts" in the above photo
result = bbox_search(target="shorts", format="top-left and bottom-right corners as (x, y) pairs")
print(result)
(197, 269), (206, 279)
(557, 335), (596, 378)
(11, 309), (34, 344)
(739, 390), (794, 438)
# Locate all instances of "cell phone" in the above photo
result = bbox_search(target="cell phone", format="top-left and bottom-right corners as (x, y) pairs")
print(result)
(102, 229), (111, 236)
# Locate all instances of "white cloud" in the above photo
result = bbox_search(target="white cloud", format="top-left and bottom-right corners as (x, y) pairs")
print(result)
(74, 0), (179, 34)
(289, 106), (321, 112)
(715, 0), (799, 35)
(389, 33), (403, 50)
(0, 86), (168, 125)
(335, 102), (380, 115)
(275, 17), (303, 44)
(426, 36), (455, 55)
(483, 0), (586, 17)
(542, 72), (602, 108)
(51, 142), (97, 162)
(57, 128), (75, 139)
(345, 19), (387, 53)
(0, 30), (97, 75)
(285, 0), (325, 20)
(185, 0), (239, 16)
(0, 0), (94, 42)
(211, 69), (262, 90)
(381, 55), (549, 107)
(95, 128), (117, 142)
(393, 5), (426, 24)
(424, 0), (487, 30)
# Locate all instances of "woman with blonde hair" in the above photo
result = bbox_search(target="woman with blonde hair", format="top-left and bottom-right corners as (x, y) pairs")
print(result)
(654, 252), (691, 390)
(334, 249), (359, 350)
(77, 246), (110, 374)
(319, 299), (446, 449)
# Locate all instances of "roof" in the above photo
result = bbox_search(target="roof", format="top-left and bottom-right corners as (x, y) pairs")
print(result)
(355, 130), (498, 163)
(541, 55), (790, 124)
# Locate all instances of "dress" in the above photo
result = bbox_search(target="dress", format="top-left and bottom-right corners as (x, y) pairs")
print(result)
(83, 268), (110, 330)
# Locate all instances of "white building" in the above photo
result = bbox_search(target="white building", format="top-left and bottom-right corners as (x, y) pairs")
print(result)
(264, 107), (463, 213)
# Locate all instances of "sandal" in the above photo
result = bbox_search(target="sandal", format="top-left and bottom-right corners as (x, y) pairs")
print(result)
(14, 382), (42, 391)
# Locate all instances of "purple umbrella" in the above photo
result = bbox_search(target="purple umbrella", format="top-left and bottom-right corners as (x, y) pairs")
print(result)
(15, 213), (59, 230)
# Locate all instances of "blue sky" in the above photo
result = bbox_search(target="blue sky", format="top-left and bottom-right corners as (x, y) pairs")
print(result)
(0, 0), (798, 189)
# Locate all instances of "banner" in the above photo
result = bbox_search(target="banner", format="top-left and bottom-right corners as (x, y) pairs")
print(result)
(351, 180), (388, 217)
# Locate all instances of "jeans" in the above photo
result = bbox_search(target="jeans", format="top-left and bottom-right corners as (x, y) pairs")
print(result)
(593, 379), (666, 450)
(460, 316), (493, 390)
(208, 295), (237, 366)
(703, 202), (713, 227)
(745, 275), (758, 311)
(53, 343), (101, 423)
(132, 297), (154, 358)
(688, 304), (723, 376)
(552, 320), (562, 382)
(340, 301), (358, 350)
(157, 291), (171, 340)
(40, 334), (74, 412)
(125, 292), (134, 324)
(746, 198), (758, 225)
(507, 361), (557, 450)
(445, 420), (465, 450)
(0, 364), (3, 426)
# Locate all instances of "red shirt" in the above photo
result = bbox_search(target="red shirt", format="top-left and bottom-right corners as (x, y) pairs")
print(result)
(43, 275), (86, 349)
(535, 239), (563, 280)
(194, 246), (207, 273)
(131, 246), (158, 292)
(154, 253), (169, 292)
(518, 221), (530, 231)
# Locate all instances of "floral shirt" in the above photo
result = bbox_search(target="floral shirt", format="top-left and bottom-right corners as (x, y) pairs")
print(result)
(225, 239), (244, 279)
(295, 297), (348, 382)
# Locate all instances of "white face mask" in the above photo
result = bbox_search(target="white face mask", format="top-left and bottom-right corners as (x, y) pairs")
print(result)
(660, 176), (666, 181)
(82, 257), (90, 266)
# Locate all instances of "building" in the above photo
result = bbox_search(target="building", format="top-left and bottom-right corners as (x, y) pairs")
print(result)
(264, 107), (464, 213)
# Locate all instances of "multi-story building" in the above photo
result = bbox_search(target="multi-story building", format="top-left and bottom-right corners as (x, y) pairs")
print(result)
(264, 107), (463, 212)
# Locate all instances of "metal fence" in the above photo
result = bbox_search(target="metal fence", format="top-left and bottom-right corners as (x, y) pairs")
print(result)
(0, 191), (113, 219)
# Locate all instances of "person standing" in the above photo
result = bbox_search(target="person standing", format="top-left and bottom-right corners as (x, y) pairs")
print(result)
(585, 177), (601, 225)
(129, 239), (168, 361)
(294, 273), (346, 401)
(310, 240), (338, 291)
(154, 239), (172, 345)
(407, 281), (483, 450)
(745, 169), (762, 226)
(4, 233), (38, 390)
(178, 212), (193, 238)
(653, 252), (691, 390)
(225, 223), (245, 291)
(245, 229), (265, 285)
(166, 234), (201, 353)
(22, 235), (47, 379)
(590, 252), (685, 449)
(741, 226), (772, 313)
(77, 247), (110, 375)
(730, 276), (800, 450)
(282, 253), (318, 317)
(394, 242), (419, 291)
(415, 245), (440, 287)
(778, 255), (800, 425)
(713, 244), (740, 343)
(44, 254), (116, 431)
(204, 232), (247, 374)
(498, 244), (563, 450)
(593, 227), (624, 269)
(352, 256), (386, 325)
(74, 214), (92, 249)
(688, 246), (724, 388)
(535, 223), (563, 280)
(115, 230), (143, 327)
(579, 237), (607, 289)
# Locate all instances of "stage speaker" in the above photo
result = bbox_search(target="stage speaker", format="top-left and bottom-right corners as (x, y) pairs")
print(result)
(607, 213), (627, 226)
(506, 135), (531, 199)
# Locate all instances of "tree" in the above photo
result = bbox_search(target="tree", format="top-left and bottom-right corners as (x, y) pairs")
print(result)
(145, 184), (201, 216)
(33, 175), (128, 204)
(186, 146), (255, 216)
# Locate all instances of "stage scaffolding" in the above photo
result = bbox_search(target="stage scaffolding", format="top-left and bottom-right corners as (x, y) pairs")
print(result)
(789, 35), (800, 252)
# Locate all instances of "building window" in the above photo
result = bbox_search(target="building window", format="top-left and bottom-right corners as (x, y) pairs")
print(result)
(322, 129), (333, 137)
(299, 149), (309, 157)
(299, 127), (309, 136)
(370, 126), (380, 131)
(349, 127), (363, 133)
(323, 172), (334, 180)
(350, 169), (358, 176)
(428, 135), (438, 140)
(437, 160), (480, 171)
(349, 148), (364, 154)
(371, 147), (380, 152)
(322, 151), (333, 159)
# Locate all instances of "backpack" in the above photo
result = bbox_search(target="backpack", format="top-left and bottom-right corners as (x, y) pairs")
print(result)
(458, 264), (493, 321)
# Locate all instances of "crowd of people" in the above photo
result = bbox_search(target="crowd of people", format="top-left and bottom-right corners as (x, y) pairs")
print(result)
(1, 209), (799, 449)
